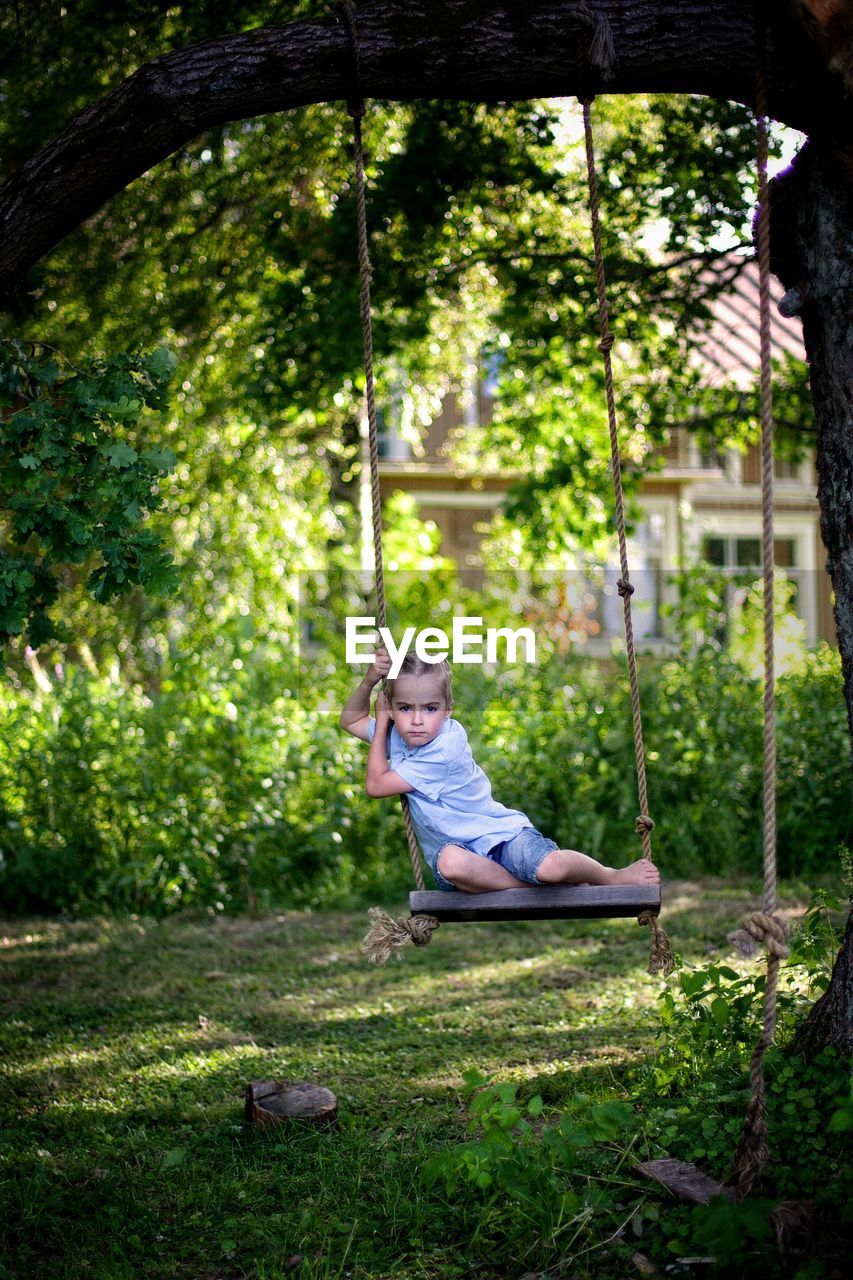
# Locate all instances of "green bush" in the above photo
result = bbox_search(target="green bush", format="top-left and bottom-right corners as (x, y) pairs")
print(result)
(424, 1068), (633, 1257)
(477, 644), (851, 879)
(627, 883), (852, 1274)
(0, 644), (850, 915)
(0, 640), (424, 915)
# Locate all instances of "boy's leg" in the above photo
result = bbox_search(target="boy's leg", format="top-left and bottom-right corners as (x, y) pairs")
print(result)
(437, 845), (527, 892)
(536, 848), (660, 886)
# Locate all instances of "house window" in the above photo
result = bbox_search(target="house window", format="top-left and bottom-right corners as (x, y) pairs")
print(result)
(481, 350), (504, 400)
(697, 444), (725, 470)
(774, 457), (800, 482)
(635, 512), (666, 638)
(599, 512), (668, 642)
(662, 429), (684, 466)
(703, 535), (796, 569)
(375, 406), (412, 461)
(702, 534), (800, 608)
(741, 445), (802, 485)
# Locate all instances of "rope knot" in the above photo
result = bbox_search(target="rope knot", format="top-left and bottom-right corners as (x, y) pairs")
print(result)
(567, 2), (616, 80)
(346, 97), (365, 120)
(597, 332), (615, 354)
(616, 577), (634, 598)
(635, 813), (655, 835)
(362, 907), (439, 964)
(728, 911), (790, 960)
(637, 911), (675, 976)
(777, 287), (803, 318)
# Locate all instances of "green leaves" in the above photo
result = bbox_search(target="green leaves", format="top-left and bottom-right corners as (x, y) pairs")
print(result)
(161, 1147), (188, 1170)
(828, 1090), (853, 1133)
(0, 340), (179, 650)
(142, 446), (177, 472)
(690, 1196), (776, 1264)
(0, 554), (59, 645)
(104, 440), (138, 469)
(146, 347), (178, 382)
(426, 1074), (632, 1225)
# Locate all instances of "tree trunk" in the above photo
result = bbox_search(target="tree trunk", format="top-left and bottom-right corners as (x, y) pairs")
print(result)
(771, 141), (853, 760)
(771, 139), (853, 1060)
(787, 904), (853, 1060)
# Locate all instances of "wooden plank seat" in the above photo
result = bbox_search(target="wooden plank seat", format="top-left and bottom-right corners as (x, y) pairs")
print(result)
(409, 883), (661, 923)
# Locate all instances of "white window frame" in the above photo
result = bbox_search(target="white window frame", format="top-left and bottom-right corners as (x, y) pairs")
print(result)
(597, 496), (680, 647)
(687, 511), (818, 642)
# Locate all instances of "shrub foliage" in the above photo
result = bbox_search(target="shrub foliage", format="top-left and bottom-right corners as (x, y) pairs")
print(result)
(0, 645), (849, 915)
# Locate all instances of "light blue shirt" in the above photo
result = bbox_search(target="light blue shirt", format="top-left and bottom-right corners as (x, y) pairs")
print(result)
(367, 716), (529, 862)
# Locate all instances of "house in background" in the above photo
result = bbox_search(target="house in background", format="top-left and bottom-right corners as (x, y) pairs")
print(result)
(365, 259), (834, 649)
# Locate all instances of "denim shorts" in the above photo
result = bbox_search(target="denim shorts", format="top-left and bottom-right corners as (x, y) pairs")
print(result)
(429, 826), (559, 891)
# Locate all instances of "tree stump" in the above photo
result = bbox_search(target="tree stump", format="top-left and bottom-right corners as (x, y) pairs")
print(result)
(244, 1079), (338, 1128)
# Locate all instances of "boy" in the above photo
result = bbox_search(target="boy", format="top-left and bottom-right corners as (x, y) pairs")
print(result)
(339, 647), (660, 893)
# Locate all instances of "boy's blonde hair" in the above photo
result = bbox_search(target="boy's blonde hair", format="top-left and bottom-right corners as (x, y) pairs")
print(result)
(386, 653), (453, 707)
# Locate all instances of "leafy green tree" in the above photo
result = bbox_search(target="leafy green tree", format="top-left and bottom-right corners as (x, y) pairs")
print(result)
(1, 6), (810, 615)
(5, 89), (801, 563)
(0, 341), (178, 648)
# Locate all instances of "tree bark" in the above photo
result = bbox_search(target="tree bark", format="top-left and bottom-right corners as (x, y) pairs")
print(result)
(771, 138), (853, 1061)
(771, 142), (853, 762)
(0, 0), (848, 296)
(787, 905), (853, 1060)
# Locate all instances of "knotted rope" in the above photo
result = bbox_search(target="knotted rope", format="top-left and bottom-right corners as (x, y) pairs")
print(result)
(361, 907), (440, 963)
(728, 61), (790, 1199)
(564, 0), (616, 81)
(342, 1), (439, 962)
(581, 98), (674, 979)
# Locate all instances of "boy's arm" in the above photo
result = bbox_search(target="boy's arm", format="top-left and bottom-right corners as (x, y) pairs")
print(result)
(365, 692), (414, 798)
(339, 675), (377, 743)
(339, 648), (391, 742)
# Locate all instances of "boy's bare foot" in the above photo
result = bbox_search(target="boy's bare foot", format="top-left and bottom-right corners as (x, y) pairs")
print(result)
(610, 859), (660, 885)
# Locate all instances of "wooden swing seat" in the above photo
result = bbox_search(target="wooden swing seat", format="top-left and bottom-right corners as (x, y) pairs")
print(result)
(410, 883), (661, 923)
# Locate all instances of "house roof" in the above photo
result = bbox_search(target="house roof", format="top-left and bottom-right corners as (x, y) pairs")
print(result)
(691, 254), (806, 391)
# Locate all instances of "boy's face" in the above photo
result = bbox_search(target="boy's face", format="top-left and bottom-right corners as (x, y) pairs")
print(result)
(388, 672), (451, 748)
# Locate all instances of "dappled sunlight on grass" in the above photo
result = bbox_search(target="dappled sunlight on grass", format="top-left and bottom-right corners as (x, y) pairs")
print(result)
(1, 929), (52, 948)
(408, 1041), (647, 1095)
(2, 877), (845, 1280)
(135, 1042), (270, 1084)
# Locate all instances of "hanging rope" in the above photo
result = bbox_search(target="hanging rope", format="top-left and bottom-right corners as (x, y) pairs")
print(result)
(346, 5), (670, 970)
(580, 98), (674, 978)
(341, 1), (439, 962)
(727, 60), (790, 1200)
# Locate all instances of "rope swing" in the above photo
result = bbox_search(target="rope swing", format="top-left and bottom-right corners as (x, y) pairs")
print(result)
(344, 4), (669, 971)
(579, 96), (673, 978)
(340, 0), (789, 1207)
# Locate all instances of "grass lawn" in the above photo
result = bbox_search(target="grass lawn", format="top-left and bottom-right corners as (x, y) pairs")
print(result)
(1, 878), (849, 1280)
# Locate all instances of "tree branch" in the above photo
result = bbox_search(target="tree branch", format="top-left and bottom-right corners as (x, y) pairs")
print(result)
(432, 243), (750, 284)
(0, 0), (847, 295)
